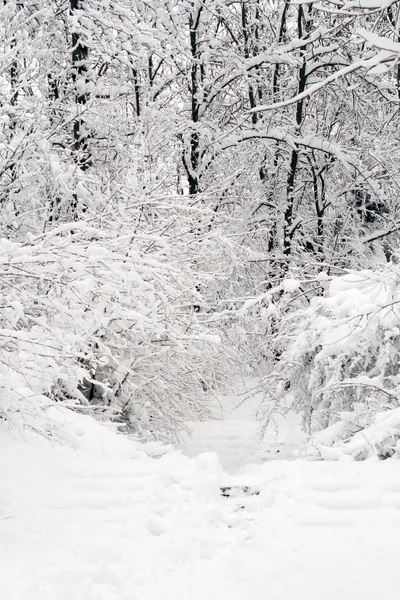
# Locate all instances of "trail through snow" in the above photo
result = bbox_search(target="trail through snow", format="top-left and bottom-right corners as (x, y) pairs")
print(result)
(1, 401), (400, 599)
(179, 389), (304, 472)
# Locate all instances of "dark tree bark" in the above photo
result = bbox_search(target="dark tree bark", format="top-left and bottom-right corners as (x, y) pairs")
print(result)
(182, 5), (205, 196)
(283, 3), (311, 260)
(70, 0), (92, 218)
(1, 0), (23, 208)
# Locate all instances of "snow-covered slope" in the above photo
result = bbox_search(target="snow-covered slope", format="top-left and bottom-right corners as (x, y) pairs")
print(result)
(1, 407), (400, 599)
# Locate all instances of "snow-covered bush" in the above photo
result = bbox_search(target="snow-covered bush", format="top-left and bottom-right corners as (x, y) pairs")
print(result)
(0, 220), (235, 442)
(258, 265), (400, 459)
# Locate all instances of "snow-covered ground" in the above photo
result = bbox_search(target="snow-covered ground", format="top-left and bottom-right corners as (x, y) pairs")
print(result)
(1, 403), (400, 599)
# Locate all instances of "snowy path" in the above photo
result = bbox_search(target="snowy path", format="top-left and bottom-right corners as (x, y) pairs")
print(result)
(179, 418), (274, 472)
(1, 409), (400, 599)
(179, 391), (303, 471)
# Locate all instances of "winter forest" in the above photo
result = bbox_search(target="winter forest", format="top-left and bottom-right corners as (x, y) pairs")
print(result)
(5, 1), (400, 597)
(4, 0), (400, 459)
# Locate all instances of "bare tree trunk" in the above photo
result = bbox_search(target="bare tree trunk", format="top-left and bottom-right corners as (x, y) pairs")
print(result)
(182, 5), (205, 196)
(1, 0), (22, 209)
(70, 0), (92, 219)
(283, 3), (311, 260)
(252, 1), (289, 257)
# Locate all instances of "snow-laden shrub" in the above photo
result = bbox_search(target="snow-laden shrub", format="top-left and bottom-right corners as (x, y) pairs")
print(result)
(0, 222), (235, 442)
(258, 265), (400, 459)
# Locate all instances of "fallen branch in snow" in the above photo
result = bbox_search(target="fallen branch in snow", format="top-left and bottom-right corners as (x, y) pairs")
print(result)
(220, 486), (261, 497)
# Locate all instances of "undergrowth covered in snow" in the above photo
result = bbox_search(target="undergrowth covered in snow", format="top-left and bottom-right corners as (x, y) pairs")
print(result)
(0, 220), (237, 442)
(257, 264), (400, 460)
(4, 213), (400, 461)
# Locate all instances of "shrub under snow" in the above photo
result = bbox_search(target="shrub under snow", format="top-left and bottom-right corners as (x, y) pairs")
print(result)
(0, 222), (234, 442)
(258, 265), (400, 460)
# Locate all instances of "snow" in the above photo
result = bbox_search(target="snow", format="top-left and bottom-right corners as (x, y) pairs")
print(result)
(358, 29), (400, 53)
(282, 278), (301, 293)
(2, 399), (400, 599)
